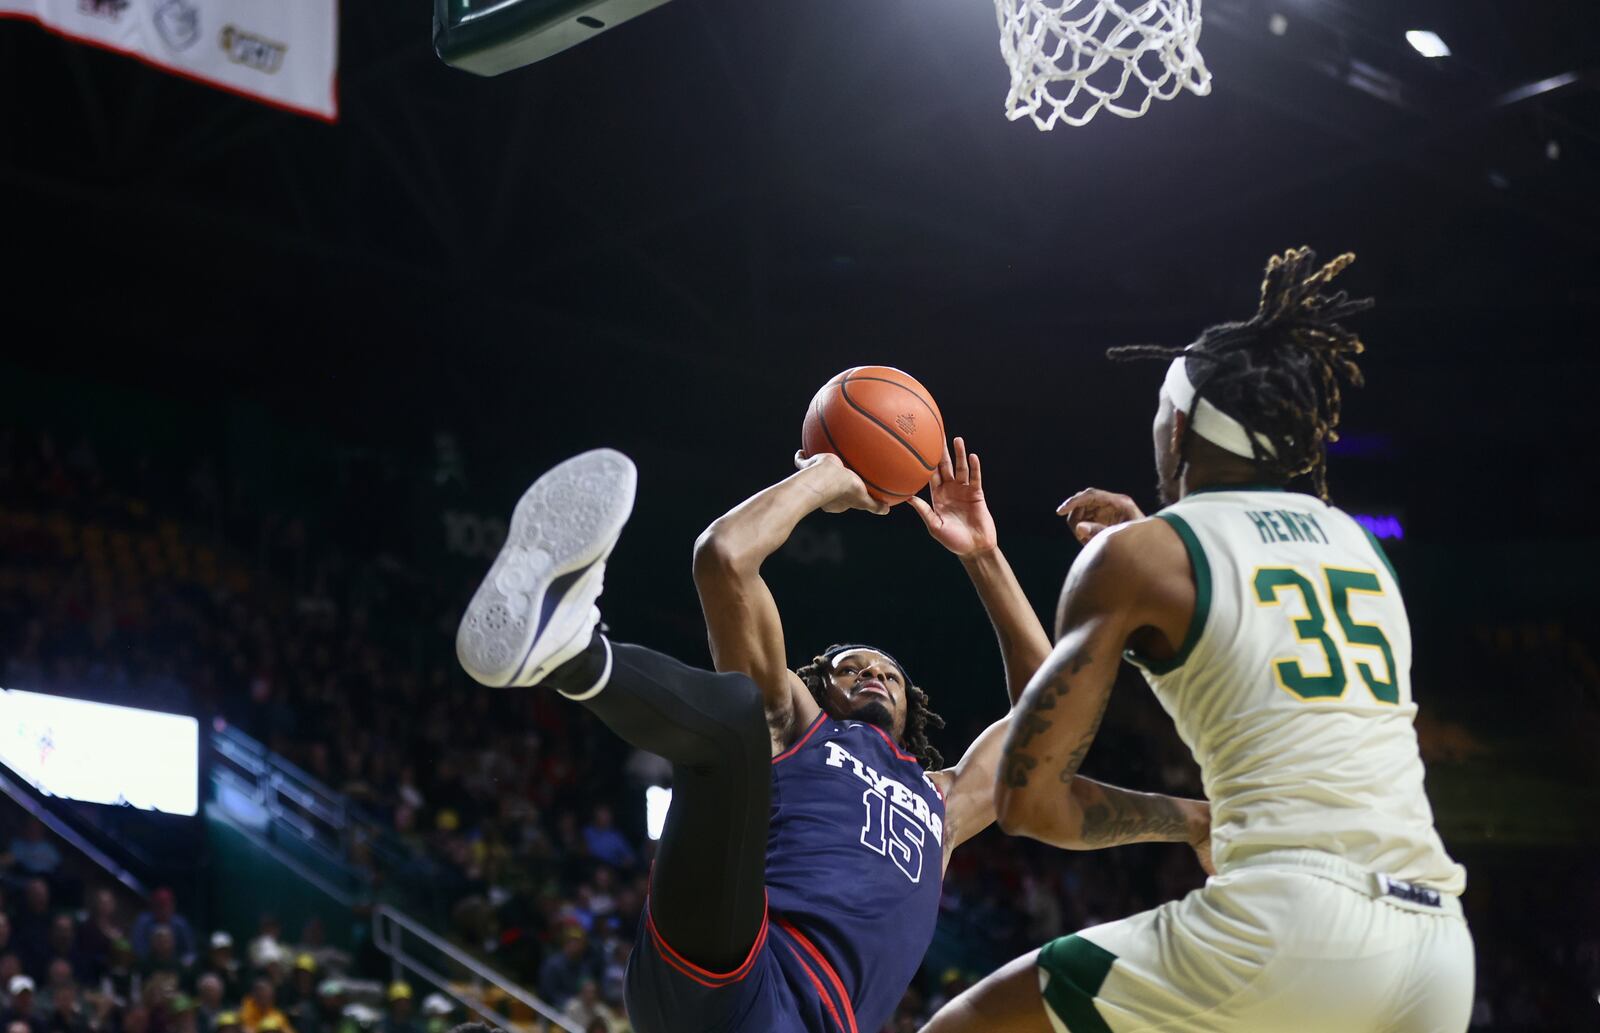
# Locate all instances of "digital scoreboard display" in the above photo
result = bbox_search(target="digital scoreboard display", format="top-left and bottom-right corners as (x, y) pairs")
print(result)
(434, 0), (675, 76)
(0, 688), (199, 817)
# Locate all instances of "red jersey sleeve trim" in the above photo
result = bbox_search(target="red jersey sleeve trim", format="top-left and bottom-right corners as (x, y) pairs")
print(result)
(772, 711), (828, 764)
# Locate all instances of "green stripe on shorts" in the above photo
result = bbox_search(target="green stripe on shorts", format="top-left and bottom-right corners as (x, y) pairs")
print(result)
(1038, 934), (1116, 1033)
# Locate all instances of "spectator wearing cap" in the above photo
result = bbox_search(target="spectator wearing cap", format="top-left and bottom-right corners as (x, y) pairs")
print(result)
(285, 956), (317, 1011)
(1, 976), (41, 1033)
(130, 892), (195, 967)
(246, 920), (282, 974)
(536, 927), (597, 1009)
(559, 981), (620, 1033)
(303, 980), (345, 1033)
(240, 979), (293, 1033)
(198, 934), (241, 1002)
(291, 923), (345, 979)
(378, 983), (416, 1033)
(417, 996), (452, 1033)
(578, 808), (634, 872)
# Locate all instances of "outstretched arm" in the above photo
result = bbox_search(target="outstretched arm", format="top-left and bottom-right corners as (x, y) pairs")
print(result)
(693, 452), (886, 748)
(909, 439), (1054, 707)
(994, 519), (1212, 871)
(912, 440), (1054, 862)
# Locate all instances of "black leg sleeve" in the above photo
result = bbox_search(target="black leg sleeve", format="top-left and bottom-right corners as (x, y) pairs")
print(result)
(577, 641), (772, 973)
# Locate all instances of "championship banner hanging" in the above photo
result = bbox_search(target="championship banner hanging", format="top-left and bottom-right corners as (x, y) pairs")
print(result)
(0, 0), (339, 121)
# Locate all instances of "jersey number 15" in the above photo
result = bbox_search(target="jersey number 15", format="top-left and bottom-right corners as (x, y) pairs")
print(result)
(860, 789), (925, 883)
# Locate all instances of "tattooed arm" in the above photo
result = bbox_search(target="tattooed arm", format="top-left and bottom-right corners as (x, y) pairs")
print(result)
(993, 518), (1212, 869)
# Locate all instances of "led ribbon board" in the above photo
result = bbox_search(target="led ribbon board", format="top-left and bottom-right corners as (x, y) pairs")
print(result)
(0, 688), (199, 817)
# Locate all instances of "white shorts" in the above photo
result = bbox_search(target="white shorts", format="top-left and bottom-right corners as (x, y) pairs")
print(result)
(1036, 849), (1474, 1033)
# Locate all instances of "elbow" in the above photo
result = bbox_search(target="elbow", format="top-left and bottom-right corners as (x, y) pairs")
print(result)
(993, 782), (1042, 840)
(994, 779), (1085, 847)
(693, 522), (751, 582)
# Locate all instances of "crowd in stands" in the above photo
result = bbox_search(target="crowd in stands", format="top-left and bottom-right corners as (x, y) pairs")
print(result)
(3, 425), (1599, 1031)
(0, 811), (469, 1033)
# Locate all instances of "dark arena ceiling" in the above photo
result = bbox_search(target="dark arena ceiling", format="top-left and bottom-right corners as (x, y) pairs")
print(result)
(3, 0), (1597, 540)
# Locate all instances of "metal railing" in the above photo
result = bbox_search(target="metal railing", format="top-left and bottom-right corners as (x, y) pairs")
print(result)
(210, 721), (362, 855)
(373, 905), (581, 1033)
(210, 724), (568, 1029)
(0, 768), (148, 897)
(209, 721), (432, 899)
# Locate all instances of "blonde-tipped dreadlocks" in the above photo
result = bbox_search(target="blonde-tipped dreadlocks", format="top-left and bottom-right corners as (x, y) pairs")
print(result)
(1110, 246), (1374, 500)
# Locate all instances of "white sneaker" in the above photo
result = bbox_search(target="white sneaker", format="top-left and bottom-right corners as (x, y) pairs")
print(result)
(456, 448), (636, 689)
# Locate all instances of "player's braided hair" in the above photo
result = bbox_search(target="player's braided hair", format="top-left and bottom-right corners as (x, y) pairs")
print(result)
(1108, 246), (1374, 500)
(796, 647), (946, 770)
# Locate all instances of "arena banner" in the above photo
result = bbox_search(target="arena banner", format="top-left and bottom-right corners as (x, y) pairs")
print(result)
(0, 0), (338, 121)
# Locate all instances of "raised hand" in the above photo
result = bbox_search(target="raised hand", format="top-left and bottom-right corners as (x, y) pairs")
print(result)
(909, 437), (997, 557)
(793, 450), (890, 515)
(1057, 487), (1145, 544)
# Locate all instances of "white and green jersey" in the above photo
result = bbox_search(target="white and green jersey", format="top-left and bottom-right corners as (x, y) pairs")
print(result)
(1128, 486), (1466, 894)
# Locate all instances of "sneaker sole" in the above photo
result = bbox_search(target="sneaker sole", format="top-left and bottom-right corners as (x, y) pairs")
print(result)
(456, 448), (637, 687)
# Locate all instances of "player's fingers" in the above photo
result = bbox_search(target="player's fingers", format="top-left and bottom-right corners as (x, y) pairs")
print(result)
(1074, 520), (1106, 544)
(968, 452), (981, 489)
(952, 436), (969, 483)
(938, 440), (954, 483)
(928, 463), (944, 493)
(1056, 488), (1096, 515)
(906, 495), (937, 527)
(795, 449), (809, 470)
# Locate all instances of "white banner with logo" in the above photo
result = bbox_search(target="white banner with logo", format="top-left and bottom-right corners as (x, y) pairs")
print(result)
(0, 0), (339, 121)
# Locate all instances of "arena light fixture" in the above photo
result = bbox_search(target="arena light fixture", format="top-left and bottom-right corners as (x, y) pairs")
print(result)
(1405, 30), (1451, 59)
(646, 785), (672, 841)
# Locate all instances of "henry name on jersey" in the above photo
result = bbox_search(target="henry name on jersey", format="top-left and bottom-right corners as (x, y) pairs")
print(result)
(822, 736), (944, 846)
(1245, 508), (1331, 546)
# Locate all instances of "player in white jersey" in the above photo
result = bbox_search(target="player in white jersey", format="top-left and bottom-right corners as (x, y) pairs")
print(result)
(922, 248), (1473, 1033)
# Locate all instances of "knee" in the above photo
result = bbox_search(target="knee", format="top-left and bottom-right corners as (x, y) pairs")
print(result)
(717, 672), (770, 761)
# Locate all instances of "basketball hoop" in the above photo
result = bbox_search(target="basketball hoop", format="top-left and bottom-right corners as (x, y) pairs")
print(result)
(994, 0), (1212, 130)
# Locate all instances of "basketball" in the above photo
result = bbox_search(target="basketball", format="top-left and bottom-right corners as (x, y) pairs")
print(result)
(801, 366), (945, 504)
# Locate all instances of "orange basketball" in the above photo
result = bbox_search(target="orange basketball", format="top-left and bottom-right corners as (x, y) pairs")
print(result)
(801, 366), (945, 505)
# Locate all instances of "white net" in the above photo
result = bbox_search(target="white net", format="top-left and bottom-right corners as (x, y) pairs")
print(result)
(995, 0), (1212, 130)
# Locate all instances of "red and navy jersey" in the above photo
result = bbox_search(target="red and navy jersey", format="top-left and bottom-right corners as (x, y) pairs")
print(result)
(766, 712), (947, 1033)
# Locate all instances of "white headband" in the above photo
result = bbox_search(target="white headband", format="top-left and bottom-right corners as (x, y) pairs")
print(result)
(1162, 355), (1277, 460)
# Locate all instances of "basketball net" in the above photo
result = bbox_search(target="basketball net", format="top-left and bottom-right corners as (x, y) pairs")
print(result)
(994, 0), (1212, 130)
